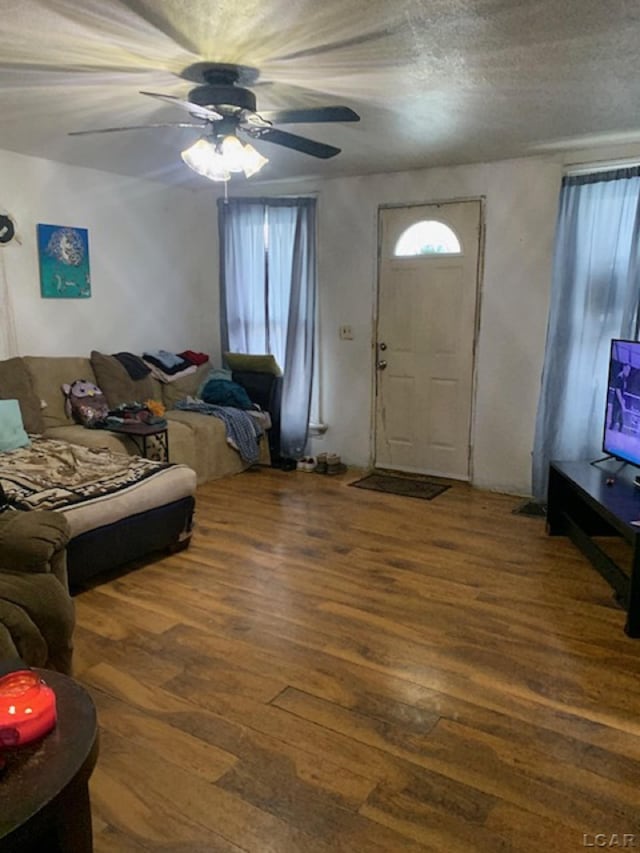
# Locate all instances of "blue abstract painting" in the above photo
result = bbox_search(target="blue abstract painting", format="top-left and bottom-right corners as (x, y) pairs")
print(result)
(37, 223), (91, 298)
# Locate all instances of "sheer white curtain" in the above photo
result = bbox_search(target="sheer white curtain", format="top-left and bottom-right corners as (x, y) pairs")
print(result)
(532, 168), (640, 499)
(219, 202), (266, 353)
(218, 197), (317, 459)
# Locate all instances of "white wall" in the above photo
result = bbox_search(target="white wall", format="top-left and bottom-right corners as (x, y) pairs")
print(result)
(209, 155), (564, 495)
(6, 144), (628, 496)
(0, 148), (217, 358)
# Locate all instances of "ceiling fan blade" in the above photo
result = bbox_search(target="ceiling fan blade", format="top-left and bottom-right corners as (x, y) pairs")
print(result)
(249, 128), (341, 159)
(258, 106), (360, 125)
(140, 91), (222, 121)
(69, 123), (204, 136)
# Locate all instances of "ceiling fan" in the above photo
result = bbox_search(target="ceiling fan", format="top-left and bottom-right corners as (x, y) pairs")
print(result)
(69, 62), (360, 179)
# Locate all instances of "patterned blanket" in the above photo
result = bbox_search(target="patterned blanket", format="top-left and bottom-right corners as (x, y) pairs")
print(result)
(0, 437), (170, 511)
(174, 398), (264, 464)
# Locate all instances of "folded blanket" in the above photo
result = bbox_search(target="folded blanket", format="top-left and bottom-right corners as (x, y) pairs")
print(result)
(143, 350), (187, 372)
(144, 360), (197, 384)
(178, 350), (209, 366)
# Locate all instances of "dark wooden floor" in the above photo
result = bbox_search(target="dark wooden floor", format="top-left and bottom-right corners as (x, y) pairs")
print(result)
(73, 467), (640, 852)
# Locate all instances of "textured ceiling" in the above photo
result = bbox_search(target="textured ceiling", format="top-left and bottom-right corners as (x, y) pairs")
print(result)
(1, 0), (640, 188)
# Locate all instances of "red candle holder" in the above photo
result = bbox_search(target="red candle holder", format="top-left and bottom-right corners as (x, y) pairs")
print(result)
(0, 670), (57, 747)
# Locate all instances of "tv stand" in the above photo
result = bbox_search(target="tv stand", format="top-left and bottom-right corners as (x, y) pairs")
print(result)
(547, 460), (640, 637)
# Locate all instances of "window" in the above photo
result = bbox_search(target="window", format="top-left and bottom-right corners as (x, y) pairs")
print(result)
(218, 197), (317, 458)
(394, 220), (461, 256)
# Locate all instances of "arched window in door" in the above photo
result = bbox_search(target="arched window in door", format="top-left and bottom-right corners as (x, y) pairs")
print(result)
(394, 220), (462, 256)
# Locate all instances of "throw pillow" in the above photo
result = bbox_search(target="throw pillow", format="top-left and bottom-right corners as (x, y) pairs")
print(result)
(0, 399), (31, 451)
(162, 362), (211, 409)
(196, 367), (232, 398)
(223, 352), (282, 376)
(90, 351), (155, 407)
(200, 378), (254, 409)
(0, 357), (45, 434)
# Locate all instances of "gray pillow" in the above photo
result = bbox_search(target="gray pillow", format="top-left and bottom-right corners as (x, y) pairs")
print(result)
(0, 357), (45, 434)
(90, 351), (155, 407)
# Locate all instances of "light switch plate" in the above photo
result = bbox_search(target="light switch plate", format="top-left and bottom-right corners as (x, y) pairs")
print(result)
(339, 325), (354, 340)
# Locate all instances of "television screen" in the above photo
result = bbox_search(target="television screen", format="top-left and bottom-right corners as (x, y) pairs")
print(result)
(603, 339), (640, 466)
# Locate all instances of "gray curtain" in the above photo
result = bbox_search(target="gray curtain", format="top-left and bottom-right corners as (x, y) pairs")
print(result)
(218, 197), (317, 459)
(532, 168), (640, 500)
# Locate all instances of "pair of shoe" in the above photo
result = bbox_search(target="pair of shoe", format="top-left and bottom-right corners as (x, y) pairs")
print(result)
(315, 452), (347, 475)
(296, 456), (316, 472)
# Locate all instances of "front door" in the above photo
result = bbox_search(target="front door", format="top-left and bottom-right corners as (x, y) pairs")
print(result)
(375, 200), (482, 479)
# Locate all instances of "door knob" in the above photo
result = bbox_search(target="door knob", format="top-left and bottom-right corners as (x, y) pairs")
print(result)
(379, 342), (387, 351)
(377, 360), (387, 370)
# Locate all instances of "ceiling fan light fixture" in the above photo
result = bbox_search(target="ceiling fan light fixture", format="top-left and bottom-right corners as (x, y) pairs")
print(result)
(220, 135), (268, 177)
(241, 142), (269, 178)
(180, 138), (230, 182)
(181, 135), (268, 182)
(220, 135), (246, 172)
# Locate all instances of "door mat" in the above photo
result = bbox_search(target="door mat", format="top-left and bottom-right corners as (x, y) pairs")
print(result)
(349, 471), (450, 501)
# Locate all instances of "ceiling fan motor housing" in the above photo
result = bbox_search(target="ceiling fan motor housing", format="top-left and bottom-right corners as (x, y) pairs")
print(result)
(188, 84), (256, 113)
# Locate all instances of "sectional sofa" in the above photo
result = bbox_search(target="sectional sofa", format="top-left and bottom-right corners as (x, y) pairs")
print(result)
(0, 351), (280, 586)
(27, 352), (274, 482)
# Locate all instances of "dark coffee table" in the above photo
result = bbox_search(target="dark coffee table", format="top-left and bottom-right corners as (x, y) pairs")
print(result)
(105, 420), (169, 462)
(0, 669), (99, 853)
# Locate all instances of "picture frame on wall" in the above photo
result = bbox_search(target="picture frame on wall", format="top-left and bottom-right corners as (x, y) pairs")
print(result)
(37, 223), (91, 298)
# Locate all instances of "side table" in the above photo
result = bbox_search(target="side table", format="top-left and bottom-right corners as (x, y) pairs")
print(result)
(105, 421), (169, 462)
(0, 668), (99, 853)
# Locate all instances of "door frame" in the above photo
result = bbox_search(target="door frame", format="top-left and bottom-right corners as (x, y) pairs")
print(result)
(371, 196), (486, 481)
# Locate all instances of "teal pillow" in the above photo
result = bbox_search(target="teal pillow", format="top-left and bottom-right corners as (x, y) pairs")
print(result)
(196, 367), (233, 398)
(200, 379), (254, 409)
(0, 399), (31, 451)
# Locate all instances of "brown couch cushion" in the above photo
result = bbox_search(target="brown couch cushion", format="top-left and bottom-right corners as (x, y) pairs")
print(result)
(165, 409), (251, 483)
(90, 351), (155, 407)
(24, 356), (95, 429)
(161, 362), (212, 409)
(0, 357), (45, 434)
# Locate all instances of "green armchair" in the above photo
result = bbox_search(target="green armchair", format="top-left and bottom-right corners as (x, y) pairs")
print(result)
(0, 510), (75, 674)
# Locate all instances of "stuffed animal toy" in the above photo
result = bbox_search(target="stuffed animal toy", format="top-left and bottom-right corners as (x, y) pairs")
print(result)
(61, 379), (109, 428)
(144, 398), (166, 418)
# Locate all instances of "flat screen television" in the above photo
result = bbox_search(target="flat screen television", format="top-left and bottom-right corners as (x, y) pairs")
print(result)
(603, 338), (640, 466)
